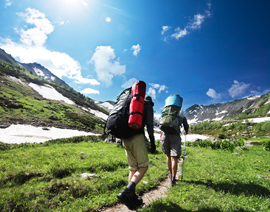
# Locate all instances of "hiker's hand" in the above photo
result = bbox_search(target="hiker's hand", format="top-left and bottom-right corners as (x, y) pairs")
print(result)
(150, 136), (156, 153)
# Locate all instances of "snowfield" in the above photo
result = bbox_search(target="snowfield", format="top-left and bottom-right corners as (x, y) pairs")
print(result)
(29, 83), (75, 105)
(0, 124), (209, 144)
(246, 117), (270, 123)
(0, 125), (100, 144)
(28, 82), (108, 120)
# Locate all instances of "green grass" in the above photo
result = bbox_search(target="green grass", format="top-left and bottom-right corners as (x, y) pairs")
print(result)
(0, 74), (105, 133)
(0, 138), (168, 211)
(140, 144), (270, 212)
(0, 60), (108, 133)
(1, 137), (269, 212)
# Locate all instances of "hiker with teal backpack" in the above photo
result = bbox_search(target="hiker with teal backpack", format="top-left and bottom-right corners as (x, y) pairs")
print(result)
(159, 94), (189, 186)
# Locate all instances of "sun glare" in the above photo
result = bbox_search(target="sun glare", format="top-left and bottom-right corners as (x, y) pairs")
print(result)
(53, 0), (92, 14)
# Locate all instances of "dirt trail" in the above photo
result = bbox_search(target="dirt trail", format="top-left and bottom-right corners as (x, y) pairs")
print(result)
(100, 159), (183, 212)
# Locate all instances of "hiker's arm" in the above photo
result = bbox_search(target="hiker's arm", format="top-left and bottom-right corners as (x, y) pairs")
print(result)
(144, 105), (154, 138)
(183, 117), (189, 134)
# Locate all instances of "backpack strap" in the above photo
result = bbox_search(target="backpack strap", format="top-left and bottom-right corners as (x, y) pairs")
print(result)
(129, 111), (143, 115)
(132, 93), (145, 101)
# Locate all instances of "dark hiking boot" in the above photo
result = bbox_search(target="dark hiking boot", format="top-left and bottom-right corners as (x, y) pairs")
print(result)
(117, 188), (143, 210)
(171, 179), (177, 186)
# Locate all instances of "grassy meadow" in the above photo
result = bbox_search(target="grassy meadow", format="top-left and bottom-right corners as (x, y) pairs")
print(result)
(1, 136), (270, 212)
(0, 137), (168, 211)
(140, 138), (270, 212)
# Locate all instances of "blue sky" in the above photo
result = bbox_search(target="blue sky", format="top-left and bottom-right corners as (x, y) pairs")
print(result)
(0, 0), (269, 115)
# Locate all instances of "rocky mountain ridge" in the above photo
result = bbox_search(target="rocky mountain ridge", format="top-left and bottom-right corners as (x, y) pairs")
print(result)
(185, 93), (270, 124)
(96, 92), (270, 125)
(0, 48), (66, 86)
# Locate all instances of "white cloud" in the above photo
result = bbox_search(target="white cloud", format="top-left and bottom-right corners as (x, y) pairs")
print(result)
(90, 46), (126, 87)
(189, 14), (205, 30)
(80, 88), (100, 95)
(228, 80), (251, 98)
(158, 85), (167, 93)
(148, 83), (168, 100)
(121, 78), (138, 88)
(5, 0), (12, 8)
(131, 44), (141, 56)
(0, 40), (100, 85)
(164, 2), (211, 41)
(172, 28), (188, 39)
(55, 18), (68, 26)
(206, 88), (221, 100)
(161, 26), (170, 35)
(0, 8), (99, 87)
(147, 87), (156, 100)
(149, 83), (160, 89)
(17, 8), (54, 46)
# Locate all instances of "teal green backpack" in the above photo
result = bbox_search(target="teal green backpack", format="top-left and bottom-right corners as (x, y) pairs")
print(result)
(159, 105), (182, 134)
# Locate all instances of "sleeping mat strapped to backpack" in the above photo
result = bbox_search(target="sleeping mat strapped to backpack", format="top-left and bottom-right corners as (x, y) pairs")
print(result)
(128, 80), (146, 129)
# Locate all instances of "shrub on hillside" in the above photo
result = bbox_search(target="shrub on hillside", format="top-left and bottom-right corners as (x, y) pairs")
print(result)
(221, 140), (235, 152)
(0, 142), (10, 150)
(211, 140), (222, 149)
(233, 139), (244, 147)
(186, 141), (192, 147)
(193, 140), (212, 148)
(262, 140), (270, 151)
(254, 121), (270, 132)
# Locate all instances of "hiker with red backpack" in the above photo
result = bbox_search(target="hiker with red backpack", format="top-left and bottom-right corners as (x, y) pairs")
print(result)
(117, 94), (156, 209)
(159, 94), (189, 186)
(105, 80), (156, 210)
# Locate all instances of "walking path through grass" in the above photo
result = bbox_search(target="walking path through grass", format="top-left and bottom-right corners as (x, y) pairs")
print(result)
(100, 159), (184, 212)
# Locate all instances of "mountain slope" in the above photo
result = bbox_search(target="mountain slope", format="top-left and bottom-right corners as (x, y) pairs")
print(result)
(0, 48), (19, 65)
(20, 62), (67, 85)
(0, 48), (67, 86)
(0, 57), (108, 133)
(186, 93), (270, 124)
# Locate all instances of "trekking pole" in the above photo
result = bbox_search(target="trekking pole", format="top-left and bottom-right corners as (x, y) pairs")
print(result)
(181, 134), (187, 180)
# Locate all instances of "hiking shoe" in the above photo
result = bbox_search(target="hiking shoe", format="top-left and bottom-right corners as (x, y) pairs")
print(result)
(171, 179), (177, 186)
(117, 188), (143, 210)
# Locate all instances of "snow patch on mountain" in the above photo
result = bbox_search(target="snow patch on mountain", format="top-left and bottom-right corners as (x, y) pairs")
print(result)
(8, 76), (27, 86)
(212, 116), (224, 121)
(246, 117), (270, 123)
(215, 110), (227, 116)
(99, 102), (114, 111)
(29, 83), (75, 105)
(81, 107), (108, 120)
(34, 67), (45, 77)
(188, 116), (199, 125)
(246, 95), (260, 100)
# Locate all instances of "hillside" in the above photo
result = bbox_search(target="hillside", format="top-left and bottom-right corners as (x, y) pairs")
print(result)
(186, 93), (270, 124)
(1, 47), (270, 134)
(0, 58), (108, 133)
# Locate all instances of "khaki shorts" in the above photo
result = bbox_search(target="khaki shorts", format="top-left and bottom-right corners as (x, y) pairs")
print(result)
(123, 134), (150, 170)
(161, 133), (181, 157)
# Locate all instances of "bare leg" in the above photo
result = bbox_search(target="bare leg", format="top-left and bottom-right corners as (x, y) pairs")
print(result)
(130, 167), (148, 184)
(171, 156), (178, 178)
(166, 154), (172, 173)
(128, 170), (136, 182)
